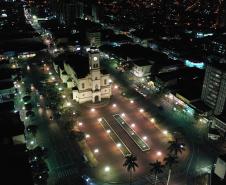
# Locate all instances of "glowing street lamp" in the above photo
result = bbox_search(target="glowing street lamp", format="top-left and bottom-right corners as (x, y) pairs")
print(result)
(91, 108), (95, 112)
(62, 95), (66, 99)
(114, 85), (118, 89)
(98, 118), (102, 122)
(131, 123), (135, 128)
(85, 134), (90, 138)
(151, 118), (155, 123)
(163, 130), (168, 135)
(121, 113), (125, 117)
(139, 108), (144, 113)
(142, 136), (147, 140)
(156, 151), (162, 156)
(116, 143), (122, 148)
(94, 148), (99, 153)
(66, 102), (71, 107)
(78, 122), (83, 126)
(106, 129), (111, 134)
(130, 100), (134, 104)
(104, 166), (110, 172)
(112, 104), (117, 108)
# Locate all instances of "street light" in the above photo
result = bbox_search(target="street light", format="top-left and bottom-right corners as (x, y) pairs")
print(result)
(139, 108), (144, 113)
(94, 149), (99, 153)
(116, 143), (122, 148)
(112, 104), (117, 108)
(106, 129), (111, 134)
(98, 118), (102, 122)
(62, 95), (66, 99)
(156, 151), (162, 156)
(130, 100), (134, 104)
(151, 118), (155, 123)
(114, 85), (118, 89)
(121, 113), (125, 117)
(131, 123), (135, 128)
(163, 130), (168, 135)
(104, 166), (110, 172)
(91, 108), (95, 112)
(142, 136), (147, 140)
(66, 102), (71, 107)
(78, 122), (83, 126)
(85, 134), (90, 138)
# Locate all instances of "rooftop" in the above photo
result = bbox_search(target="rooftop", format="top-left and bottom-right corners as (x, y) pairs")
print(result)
(0, 81), (14, 90)
(55, 53), (89, 78)
(133, 59), (152, 67)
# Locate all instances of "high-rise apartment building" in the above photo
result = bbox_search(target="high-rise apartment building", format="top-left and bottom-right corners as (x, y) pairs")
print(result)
(51, 0), (84, 25)
(201, 63), (226, 115)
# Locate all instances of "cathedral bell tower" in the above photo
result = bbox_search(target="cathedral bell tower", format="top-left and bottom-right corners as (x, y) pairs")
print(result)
(88, 47), (101, 102)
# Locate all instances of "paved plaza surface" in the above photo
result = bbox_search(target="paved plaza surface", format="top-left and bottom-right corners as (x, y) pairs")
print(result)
(78, 86), (189, 184)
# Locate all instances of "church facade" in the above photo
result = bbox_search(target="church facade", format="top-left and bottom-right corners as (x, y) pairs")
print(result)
(53, 47), (112, 104)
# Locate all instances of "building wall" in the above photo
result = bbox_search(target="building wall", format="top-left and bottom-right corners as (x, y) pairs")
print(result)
(132, 64), (151, 77)
(201, 65), (226, 115)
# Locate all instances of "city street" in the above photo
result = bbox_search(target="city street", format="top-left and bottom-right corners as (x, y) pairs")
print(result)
(15, 52), (87, 185)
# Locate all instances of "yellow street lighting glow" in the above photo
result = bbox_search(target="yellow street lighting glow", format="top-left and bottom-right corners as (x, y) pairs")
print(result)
(46, 67), (50, 71)
(62, 95), (66, 98)
(104, 166), (110, 172)
(66, 102), (71, 106)
(130, 100), (134, 103)
(156, 151), (162, 156)
(78, 122), (83, 126)
(98, 118), (102, 122)
(51, 77), (55, 80)
(85, 134), (90, 138)
(114, 85), (118, 89)
(112, 104), (117, 107)
(91, 108), (95, 112)
(106, 129), (111, 134)
(163, 130), (168, 135)
(151, 118), (155, 123)
(131, 123), (135, 128)
(121, 113), (125, 117)
(116, 143), (122, 148)
(139, 108), (144, 113)
(142, 136), (147, 140)
(94, 149), (99, 153)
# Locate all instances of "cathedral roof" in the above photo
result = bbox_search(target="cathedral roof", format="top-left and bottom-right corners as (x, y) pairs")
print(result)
(55, 53), (89, 78)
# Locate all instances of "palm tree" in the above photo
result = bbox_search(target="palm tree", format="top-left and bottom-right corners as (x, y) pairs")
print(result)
(123, 154), (139, 185)
(164, 154), (178, 185)
(149, 160), (164, 185)
(167, 138), (185, 156)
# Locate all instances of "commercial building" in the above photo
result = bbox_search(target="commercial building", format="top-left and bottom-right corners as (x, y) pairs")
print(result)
(214, 154), (226, 180)
(201, 63), (226, 115)
(131, 59), (153, 78)
(86, 31), (101, 47)
(52, 0), (84, 25)
(54, 47), (111, 104)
